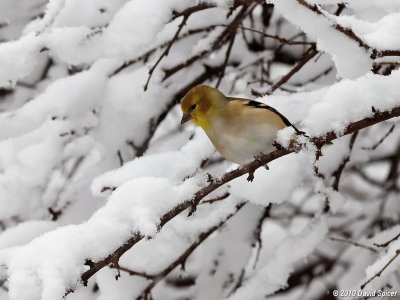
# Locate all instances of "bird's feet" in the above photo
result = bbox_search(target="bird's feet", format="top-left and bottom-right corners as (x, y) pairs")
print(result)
(206, 173), (214, 183)
(247, 171), (254, 182)
(188, 200), (200, 216)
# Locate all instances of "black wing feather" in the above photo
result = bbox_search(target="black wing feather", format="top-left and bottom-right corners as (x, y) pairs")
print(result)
(245, 100), (307, 136)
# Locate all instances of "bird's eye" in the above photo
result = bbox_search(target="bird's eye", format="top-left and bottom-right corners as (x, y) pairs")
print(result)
(191, 104), (197, 110)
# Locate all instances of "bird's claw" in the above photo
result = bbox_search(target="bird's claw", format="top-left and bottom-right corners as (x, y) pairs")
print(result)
(206, 173), (214, 183)
(247, 171), (254, 182)
(188, 200), (199, 216)
(272, 141), (284, 150)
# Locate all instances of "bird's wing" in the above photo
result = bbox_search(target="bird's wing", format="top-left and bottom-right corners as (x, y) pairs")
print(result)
(226, 97), (307, 136)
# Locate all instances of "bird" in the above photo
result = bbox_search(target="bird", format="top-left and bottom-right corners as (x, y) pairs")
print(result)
(180, 85), (305, 165)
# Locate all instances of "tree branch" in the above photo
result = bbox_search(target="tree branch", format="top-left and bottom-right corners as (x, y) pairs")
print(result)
(70, 105), (400, 297)
(296, 0), (400, 60)
(215, 33), (236, 88)
(332, 131), (359, 191)
(328, 236), (378, 253)
(143, 3), (211, 91)
(128, 64), (226, 158)
(361, 249), (400, 290)
(163, 4), (251, 81)
(362, 124), (396, 151)
(136, 202), (246, 299)
(265, 45), (318, 95)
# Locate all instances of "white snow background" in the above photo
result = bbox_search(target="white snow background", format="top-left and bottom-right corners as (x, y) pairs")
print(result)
(0, 0), (400, 299)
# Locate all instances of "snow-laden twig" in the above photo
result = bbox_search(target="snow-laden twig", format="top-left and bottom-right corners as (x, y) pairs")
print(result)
(361, 249), (400, 290)
(72, 105), (400, 297)
(136, 202), (246, 300)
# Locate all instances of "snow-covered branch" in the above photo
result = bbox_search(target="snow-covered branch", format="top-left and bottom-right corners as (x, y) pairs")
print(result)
(1, 1), (400, 299)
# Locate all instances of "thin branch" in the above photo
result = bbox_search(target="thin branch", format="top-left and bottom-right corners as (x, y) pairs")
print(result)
(297, 0), (369, 51)
(171, 3), (216, 20)
(362, 124), (395, 151)
(216, 33), (236, 88)
(136, 202), (246, 300)
(201, 192), (230, 204)
(334, 3), (346, 16)
(141, 2), (218, 88)
(351, 166), (385, 188)
(111, 25), (218, 76)
(117, 150), (124, 166)
(296, 0), (400, 60)
(374, 232), (400, 248)
(69, 105), (400, 297)
(332, 131), (359, 191)
(144, 15), (190, 91)
(222, 24), (315, 46)
(250, 82), (296, 94)
(227, 268), (245, 297)
(129, 64), (225, 158)
(111, 265), (155, 279)
(252, 204), (272, 268)
(328, 236), (378, 253)
(163, 4), (252, 81)
(373, 50), (400, 60)
(265, 45), (319, 95)
(276, 254), (338, 296)
(290, 66), (333, 87)
(361, 249), (400, 290)
(47, 156), (85, 221)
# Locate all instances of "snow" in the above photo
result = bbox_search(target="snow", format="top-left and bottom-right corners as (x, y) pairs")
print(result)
(0, 221), (57, 250)
(228, 217), (328, 299)
(0, 0), (400, 299)
(261, 69), (400, 137)
(311, 0), (400, 12)
(0, 176), (202, 300)
(362, 239), (400, 290)
(267, 0), (372, 79)
(335, 13), (400, 50)
(0, 33), (43, 87)
(91, 130), (214, 196)
(230, 152), (311, 206)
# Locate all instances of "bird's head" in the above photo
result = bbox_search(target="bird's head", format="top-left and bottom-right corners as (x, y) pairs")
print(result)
(180, 85), (225, 129)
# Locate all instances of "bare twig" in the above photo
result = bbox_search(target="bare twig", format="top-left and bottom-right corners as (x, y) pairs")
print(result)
(362, 124), (395, 150)
(291, 66), (333, 87)
(136, 202), (246, 299)
(374, 232), (400, 248)
(171, 3), (216, 20)
(144, 15), (190, 91)
(129, 64), (225, 158)
(216, 33), (236, 88)
(296, 0), (400, 60)
(328, 236), (378, 253)
(265, 45), (318, 95)
(47, 156), (85, 221)
(111, 265), (155, 279)
(252, 204), (272, 268)
(201, 192), (230, 204)
(351, 167), (385, 188)
(223, 24), (315, 46)
(334, 3), (346, 16)
(111, 25), (218, 76)
(332, 131), (359, 191)
(68, 106), (400, 297)
(361, 249), (400, 290)
(297, 0), (369, 51)
(163, 4), (252, 80)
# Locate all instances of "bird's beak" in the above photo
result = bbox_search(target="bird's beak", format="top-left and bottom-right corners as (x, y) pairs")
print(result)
(180, 113), (192, 125)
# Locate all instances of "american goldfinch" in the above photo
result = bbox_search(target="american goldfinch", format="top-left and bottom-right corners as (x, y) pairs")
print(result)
(180, 85), (304, 165)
